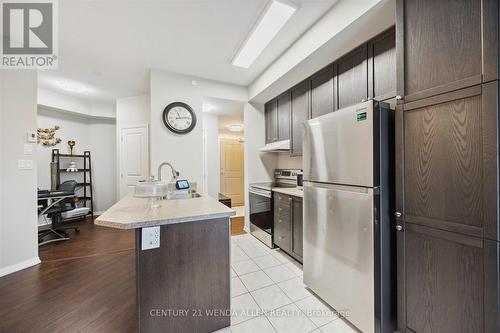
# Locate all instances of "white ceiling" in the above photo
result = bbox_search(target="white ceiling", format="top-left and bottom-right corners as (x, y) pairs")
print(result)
(203, 97), (245, 116)
(38, 0), (337, 103)
(202, 97), (244, 131)
(219, 114), (244, 132)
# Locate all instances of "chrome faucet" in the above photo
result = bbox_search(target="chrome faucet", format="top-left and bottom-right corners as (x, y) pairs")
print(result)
(158, 162), (179, 182)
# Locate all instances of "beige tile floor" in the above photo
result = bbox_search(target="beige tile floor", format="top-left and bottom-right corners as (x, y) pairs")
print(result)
(213, 233), (360, 333)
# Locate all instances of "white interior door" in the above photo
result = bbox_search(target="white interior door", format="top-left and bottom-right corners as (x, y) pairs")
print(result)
(220, 138), (244, 206)
(120, 126), (149, 198)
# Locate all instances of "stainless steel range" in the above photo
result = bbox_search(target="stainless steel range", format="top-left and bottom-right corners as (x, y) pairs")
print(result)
(249, 169), (300, 248)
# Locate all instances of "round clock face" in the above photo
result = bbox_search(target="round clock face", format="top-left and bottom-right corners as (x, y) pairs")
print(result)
(162, 102), (197, 134)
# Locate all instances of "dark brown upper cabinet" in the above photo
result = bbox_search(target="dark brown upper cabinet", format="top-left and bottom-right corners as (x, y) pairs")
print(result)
(265, 99), (278, 144)
(310, 65), (335, 118)
(290, 81), (310, 156)
(277, 92), (291, 141)
(396, 0), (499, 103)
(368, 27), (396, 101)
(396, 82), (498, 241)
(334, 44), (368, 109)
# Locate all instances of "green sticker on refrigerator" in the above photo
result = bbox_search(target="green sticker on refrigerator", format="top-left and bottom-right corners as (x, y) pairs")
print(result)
(356, 112), (367, 121)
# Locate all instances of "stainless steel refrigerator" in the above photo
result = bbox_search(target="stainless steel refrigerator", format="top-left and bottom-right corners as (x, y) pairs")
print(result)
(302, 100), (395, 333)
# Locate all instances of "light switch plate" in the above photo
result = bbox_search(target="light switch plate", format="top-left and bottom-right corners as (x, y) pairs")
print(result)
(18, 159), (33, 170)
(141, 226), (160, 250)
(24, 144), (33, 155)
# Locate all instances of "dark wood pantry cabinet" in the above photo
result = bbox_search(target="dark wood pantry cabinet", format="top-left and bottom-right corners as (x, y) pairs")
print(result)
(396, 0), (500, 332)
(396, 82), (500, 332)
(396, 0), (498, 102)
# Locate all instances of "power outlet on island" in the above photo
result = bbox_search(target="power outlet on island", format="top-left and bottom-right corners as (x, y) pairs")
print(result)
(141, 226), (160, 250)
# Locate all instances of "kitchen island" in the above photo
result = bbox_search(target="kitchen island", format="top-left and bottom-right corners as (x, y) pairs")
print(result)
(96, 193), (235, 333)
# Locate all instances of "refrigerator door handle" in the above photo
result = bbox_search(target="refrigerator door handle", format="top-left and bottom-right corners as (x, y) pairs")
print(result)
(303, 181), (371, 194)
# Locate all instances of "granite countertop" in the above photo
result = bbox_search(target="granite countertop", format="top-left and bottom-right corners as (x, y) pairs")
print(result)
(95, 193), (235, 229)
(272, 187), (304, 198)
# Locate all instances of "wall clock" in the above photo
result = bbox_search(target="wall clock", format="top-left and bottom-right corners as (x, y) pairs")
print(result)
(162, 102), (197, 134)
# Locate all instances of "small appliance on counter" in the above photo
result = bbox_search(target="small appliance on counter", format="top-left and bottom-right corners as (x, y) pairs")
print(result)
(248, 169), (301, 248)
(297, 170), (303, 190)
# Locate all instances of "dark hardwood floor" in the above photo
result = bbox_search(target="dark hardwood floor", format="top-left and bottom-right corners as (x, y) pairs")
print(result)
(0, 219), (136, 333)
(0, 217), (245, 333)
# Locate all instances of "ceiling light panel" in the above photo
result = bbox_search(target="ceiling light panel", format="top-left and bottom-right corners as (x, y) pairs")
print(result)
(232, 0), (297, 68)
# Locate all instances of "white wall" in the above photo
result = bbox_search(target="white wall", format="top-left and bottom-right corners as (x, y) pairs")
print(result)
(116, 94), (150, 198)
(37, 109), (91, 189)
(37, 108), (116, 216)
(0, 70), (40, 277)
(38, 88), (115, 119)
(243, 102), (278, 230)
(149, 70), (247, 189)
(202, 113), (220, 199)
(89, 121), (117, 212)
(278, 154), (302, 170)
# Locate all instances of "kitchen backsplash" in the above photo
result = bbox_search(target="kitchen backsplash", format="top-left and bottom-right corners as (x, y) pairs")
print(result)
(278, 154), (302, 170)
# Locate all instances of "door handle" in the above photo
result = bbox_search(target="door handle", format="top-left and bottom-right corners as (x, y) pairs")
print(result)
(396, 225), (403, 231)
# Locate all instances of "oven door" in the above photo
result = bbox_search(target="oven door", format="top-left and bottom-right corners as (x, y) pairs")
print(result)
(249, 188), (274, 248)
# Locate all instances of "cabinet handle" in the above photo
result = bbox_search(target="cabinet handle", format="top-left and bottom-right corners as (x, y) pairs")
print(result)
(396, 225), (403, 231)
(279, 207), (282, 211)
(395, 212), (402, 218)
(279, 236), (284, 240)
(279, 219), (283, 223)
(396, 95), (403, 101)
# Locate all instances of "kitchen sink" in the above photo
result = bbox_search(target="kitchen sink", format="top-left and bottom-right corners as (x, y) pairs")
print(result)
(162, 192), (202, 200)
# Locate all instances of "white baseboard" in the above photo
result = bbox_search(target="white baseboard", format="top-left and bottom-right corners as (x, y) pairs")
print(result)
(0, 257), (41, 277)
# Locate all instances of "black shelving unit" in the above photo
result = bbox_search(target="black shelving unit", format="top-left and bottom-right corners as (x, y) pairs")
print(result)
(52, 149), (94, 220)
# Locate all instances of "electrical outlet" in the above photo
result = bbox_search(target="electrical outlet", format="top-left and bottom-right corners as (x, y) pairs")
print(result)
(141, 226), (160, 250)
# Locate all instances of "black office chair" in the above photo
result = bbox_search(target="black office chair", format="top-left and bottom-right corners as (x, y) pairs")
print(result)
(39, 180), (80, 241)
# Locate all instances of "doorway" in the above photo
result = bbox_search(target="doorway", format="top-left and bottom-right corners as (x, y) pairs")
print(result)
(220, 138), (244, 206)
(201, 97), (246, 234)
(219, 113), (245, 235)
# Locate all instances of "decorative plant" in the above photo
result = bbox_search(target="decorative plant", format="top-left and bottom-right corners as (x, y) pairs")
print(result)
(37, 125), (61, 147)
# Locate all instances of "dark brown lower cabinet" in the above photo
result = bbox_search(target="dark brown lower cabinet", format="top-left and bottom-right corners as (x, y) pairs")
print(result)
(397, 223), (499, 333)
(291, 197), (303, 261)
(273, 193), (303, 263)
